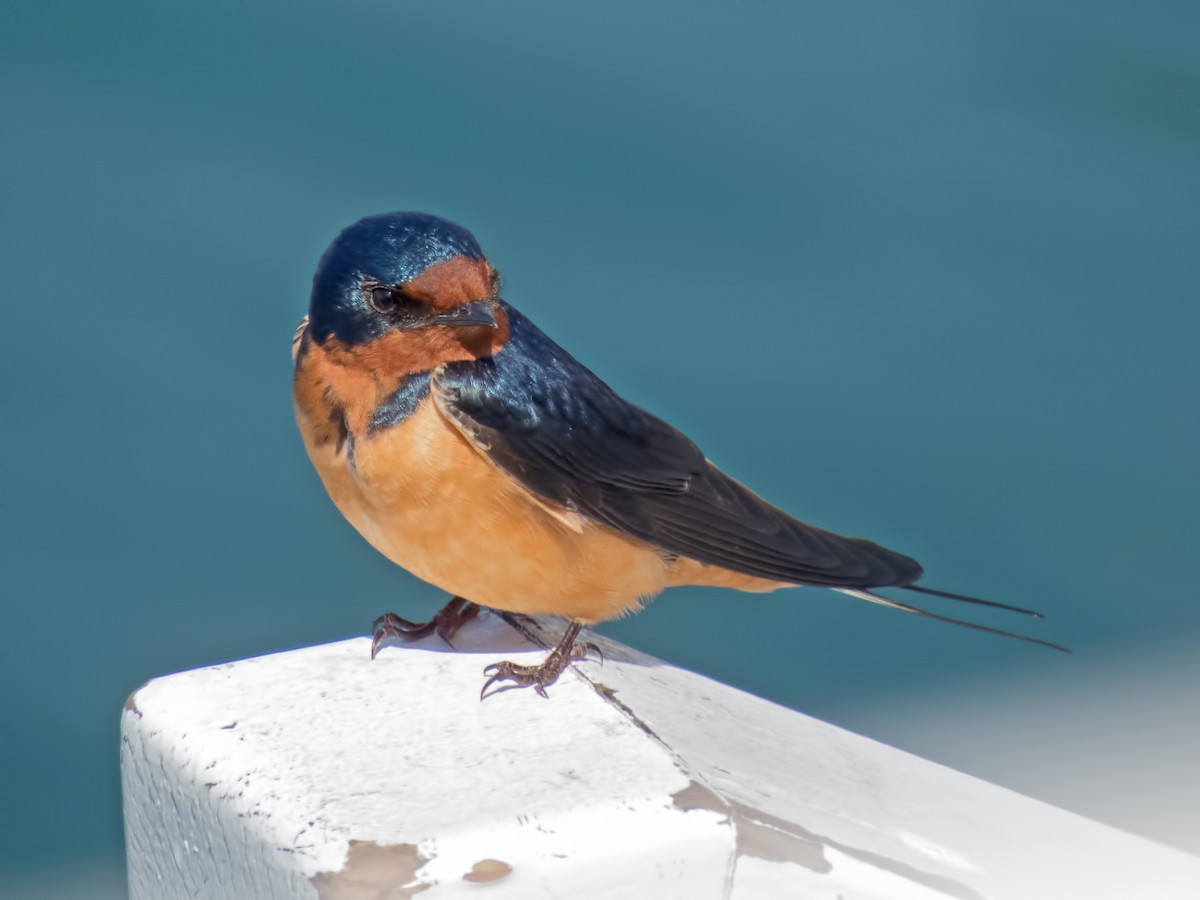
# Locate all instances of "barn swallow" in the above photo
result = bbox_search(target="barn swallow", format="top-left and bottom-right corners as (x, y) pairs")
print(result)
(293, 212), (1066, 699)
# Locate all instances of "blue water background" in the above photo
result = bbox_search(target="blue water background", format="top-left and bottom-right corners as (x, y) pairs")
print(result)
(3, 0), (1197, 892)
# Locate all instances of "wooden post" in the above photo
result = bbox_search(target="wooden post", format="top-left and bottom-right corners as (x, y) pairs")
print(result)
(122, 613), (1199, 898)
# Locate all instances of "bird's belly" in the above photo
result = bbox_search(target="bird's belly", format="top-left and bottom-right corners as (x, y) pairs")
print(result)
(299, 398), (669, 623)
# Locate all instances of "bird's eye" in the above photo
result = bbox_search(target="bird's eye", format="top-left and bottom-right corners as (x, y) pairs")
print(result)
(369, 286), (398, 314)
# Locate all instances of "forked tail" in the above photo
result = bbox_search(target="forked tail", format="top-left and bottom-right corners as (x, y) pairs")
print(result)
(835, 585), (1069, 652)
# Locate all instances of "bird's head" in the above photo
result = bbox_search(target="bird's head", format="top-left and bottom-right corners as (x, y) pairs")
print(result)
(304, 212), (508, 377)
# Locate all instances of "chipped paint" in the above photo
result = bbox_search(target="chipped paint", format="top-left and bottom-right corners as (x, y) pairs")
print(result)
(311, 841), (431, 898)
(123, 682), (148, 718)
(668, 773), (982, 894)
(727, 801), (983, 900)
(462, 859), (512, 884)
(670, 780), (728, 818)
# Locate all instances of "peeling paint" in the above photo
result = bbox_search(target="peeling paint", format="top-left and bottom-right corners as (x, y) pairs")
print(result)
(731, 807), (831, 874)
(674, 781), (828, 873)
(311, 840), (431, 898)
(668, 779), (739, 896)
(672, 776), (985, 897)
(727, 801), (985, 900)
(670, 780), (728, 818)
(123, 683), (148, 718)
(462, 858), (512, 883)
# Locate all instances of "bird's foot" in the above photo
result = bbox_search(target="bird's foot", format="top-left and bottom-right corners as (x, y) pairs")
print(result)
(371, 596), (480, 658)
(480, 622), (603, 700)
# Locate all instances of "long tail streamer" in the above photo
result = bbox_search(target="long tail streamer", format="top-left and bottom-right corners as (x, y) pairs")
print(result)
(836, 587), (1069, 653)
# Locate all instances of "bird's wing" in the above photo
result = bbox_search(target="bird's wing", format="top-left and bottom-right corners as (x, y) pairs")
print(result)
(433, 304), (922, 588)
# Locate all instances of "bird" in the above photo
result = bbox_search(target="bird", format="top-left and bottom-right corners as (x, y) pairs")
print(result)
(293, 211), (1066, 699)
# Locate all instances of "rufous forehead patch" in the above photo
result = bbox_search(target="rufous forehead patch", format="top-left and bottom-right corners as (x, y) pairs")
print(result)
(403, 256), (494, 310)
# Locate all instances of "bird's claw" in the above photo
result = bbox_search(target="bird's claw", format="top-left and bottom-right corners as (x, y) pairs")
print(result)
(480, 661), (557, 700)
(371, 597), (479, 658)
(573, 641), (604, 665)
(479, 624), (600, 700)
(371, 612), (433, 658)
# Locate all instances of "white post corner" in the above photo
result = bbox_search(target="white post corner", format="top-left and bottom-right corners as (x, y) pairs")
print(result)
(121, 612), (1199, 899)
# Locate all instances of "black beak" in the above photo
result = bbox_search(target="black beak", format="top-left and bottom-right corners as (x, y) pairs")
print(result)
(428, 300), (499, 329)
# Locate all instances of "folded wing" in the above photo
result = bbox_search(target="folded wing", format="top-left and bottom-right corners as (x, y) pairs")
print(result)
(434, 304), (923, 589)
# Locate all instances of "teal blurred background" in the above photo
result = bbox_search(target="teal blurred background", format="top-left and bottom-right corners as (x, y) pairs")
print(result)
(3, 0), (1197, 893)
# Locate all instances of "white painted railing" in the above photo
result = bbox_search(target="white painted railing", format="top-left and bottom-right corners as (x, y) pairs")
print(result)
(121, 613), (1199, 899)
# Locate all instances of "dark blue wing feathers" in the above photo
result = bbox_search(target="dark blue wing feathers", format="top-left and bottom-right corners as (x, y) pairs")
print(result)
(435, 303), (923, 588)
